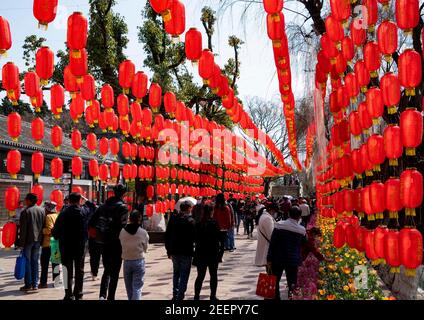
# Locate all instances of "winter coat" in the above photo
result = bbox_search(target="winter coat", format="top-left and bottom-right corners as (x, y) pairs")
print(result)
(214, 205), (232, 231)
(254, 211), (275, 266)
(42, 213), (58, 248)
(19, 205), (45, 246)
(165, 213), (196, 257)
(193, 218), (222, 266)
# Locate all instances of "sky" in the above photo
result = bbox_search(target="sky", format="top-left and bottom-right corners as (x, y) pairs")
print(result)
(0, 0), (312, 105)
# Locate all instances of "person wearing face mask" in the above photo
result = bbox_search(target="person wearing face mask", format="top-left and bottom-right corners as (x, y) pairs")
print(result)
(254, 203), (276, 269)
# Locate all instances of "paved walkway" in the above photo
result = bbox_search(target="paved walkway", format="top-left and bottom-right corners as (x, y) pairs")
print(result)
(0, 228), (288, 300)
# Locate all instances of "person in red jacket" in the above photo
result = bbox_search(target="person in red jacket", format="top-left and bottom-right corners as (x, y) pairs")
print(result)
(213, 193), (232, 261)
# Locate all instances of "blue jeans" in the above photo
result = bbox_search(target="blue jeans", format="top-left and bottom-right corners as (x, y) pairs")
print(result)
(23, 241), (41, 288)
(225, 228), (235, 250)
(171, 255), (192, 300)
(123, 259), (145, 300)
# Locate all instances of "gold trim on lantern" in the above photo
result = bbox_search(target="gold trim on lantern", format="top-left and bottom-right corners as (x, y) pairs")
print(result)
(406, 148), (416, 156)
(389, 158), (398, 166)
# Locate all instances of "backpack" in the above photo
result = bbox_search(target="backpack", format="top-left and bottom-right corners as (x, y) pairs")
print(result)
(94, 209), (113, 244)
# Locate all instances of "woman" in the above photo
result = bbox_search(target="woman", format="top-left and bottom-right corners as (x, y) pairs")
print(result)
(119, 210), (149, 300)
(213, 193), (232, 257)
(254, 203), (276, 268)
(39, 201), (60, 288)
(193, 205), (222, 300)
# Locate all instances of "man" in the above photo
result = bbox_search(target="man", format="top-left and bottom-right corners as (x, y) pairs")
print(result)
(192, 197), (207, 225)
(19, 193), (45, 292)
(236, 200), (245, 235)
(89, 184), (129, 300)
(52, 193), (88, 300)
(280, 196), (291, 220)
(299, 199), (311, 227)
(267, 206), (306, 300)
(165, 201), (196, 300)
(226, 194), (237, 251)
(13, 200), (24, 249)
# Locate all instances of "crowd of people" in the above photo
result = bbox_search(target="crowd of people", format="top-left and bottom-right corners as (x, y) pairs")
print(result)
(11, 186), (321, 300)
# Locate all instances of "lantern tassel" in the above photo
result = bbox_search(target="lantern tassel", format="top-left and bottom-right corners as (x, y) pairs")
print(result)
(389, 211), (398, 219)
(405, 268), (416, 277)
(373, 165), (381, 172)
(389, 159), (398, 166)
(161, 9), (172, 23)
(406, 148), (416, 156)
(390, 267), (400, 273)
(405, 208), (416, 217)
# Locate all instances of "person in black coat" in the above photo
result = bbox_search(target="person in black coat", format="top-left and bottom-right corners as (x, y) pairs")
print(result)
(165, 201), (196, 300)
(193, 204), (222, 300)
(89, 184), (129, 300)
(52, 193), (87, 300)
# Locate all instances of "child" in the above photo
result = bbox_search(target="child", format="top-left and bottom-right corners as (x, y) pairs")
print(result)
(119, 210), (149, 300)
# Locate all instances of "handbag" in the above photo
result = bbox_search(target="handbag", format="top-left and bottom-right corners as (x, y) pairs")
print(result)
(14, 251), (26, 280)
(50, 237), (61, 264)
(256, 272), (277, 299)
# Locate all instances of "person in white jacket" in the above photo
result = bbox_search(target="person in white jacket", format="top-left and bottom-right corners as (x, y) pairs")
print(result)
(254, 203), (277, 267)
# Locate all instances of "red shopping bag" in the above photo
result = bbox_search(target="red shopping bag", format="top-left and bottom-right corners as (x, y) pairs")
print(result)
(256, 272), (276, 299)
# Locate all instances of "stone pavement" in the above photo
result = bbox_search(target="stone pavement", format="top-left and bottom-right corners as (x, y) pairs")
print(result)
(0, 228), (289, 300)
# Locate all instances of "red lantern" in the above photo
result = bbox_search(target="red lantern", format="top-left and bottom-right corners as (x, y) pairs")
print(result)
(344, 72), (359, 101)
(363, 41), (381, 78)
(101, 84), (115, 109)
(1, 222), (17, 248)
(110, 138), (120, 157)
(85, 133), (97, 154)
(399, 228), (423, 276)
(374, 226), (388, 262)
(71, 129), (82, 153)
(5, 186), (20, 216)
(147, 185), (154, 200)
(110, 162), (120, 182)
(89, 159), (99, 180)
(51, 125), (62, 151)
(400, 108), (423, 156)
(99, 137), (109, 157)
(31, 152), (44, 179)
(355, 226), (366, 252)
(6, 150), (21, 179)
(0, 16), (12, 56)
(370, 181), (386, 219)
(7, 112), (21, 142)
(72, 156), (83, 179)
(149, 83), (162, 113)
(164, 91), (177, 116)
(366, 87), (383, 123)
(377, 21), (398, 61)
(50, 190), (64, 212)
(51, 157), (63, 183)
(164, 0), (185, 39)
(325, 15), (344, 43)
(363, 0), (378, 31)
(31, 184), (44, 206)
(99, 164), (109, 182)
(49, 83), (64, 118)
(399, 49), (422, 96)
(320, 33), (338, 62)
(119, 60), (135, 94)
(400, 169), (423, 217)
(81, 74), (96, 104)
(330, 0), (350, 22)
(70, 92), (85, 122)
(67, 12), (87, 58)
(345, 224), (356, 248)
(350, 18), (366, 47)
(383, 125), (402, 166)
(365, 229), (379, 261)
(2, 62), (20, 105)
(185, 28), (202, 62)
(142, 107), (153, 128)
(380, 72), (400, 114)
(358, 102), (372, 133)
(367, 134), (385, 171)
(395, 0), (419, 32)
(33, 0), (58, 29)
(384, 230), (401, 273)
(385, 178), (402, 218)
(333, 223), (346, 248)
(132, 71), (148, 102)
(341, 36), (354, 63)
(24, 71), (41, 104)
(149, 0), (173, 21)
(35, 46), (54, 85)
(199, 49), (215, 81)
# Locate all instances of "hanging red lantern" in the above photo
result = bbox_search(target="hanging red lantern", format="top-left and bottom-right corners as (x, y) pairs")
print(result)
(72, 156), (83, 179)
(67, 12), (87, 58)
(6, 150), (21, 179)
(395, 0), (419, 33)
(367, 134), (385, 171)
(35, 46), (54, 85)
(130, 143), (138, 160)
(320, 33), (338, 63)
(370, 181), (386, 219)
(71, 129), (82, 153)
(50, 83), (64, 118)
(24, 71), (41, 104)
(7, 112), (21, 142)
(81, 74), (96, 105)
(99, 164), (109, 182)
(110, 137), (120, 157)
(344, 72), (359, 101)
(358, 102), (372, 133)
(399, 49), (422, 96)
(341, 36), (354, 63)
(385, 178), (402, 219)
(31, 117), (44, 144)
(348, 111), (362, 139)
(99, 137), (109, 157)
(350, 18), (366, 47)
(164, 91), (177, 116)
(385, 230), (401, 273)
(117, 94), (129, 118)
(119, 59), (135, 94)
(366, 87), (383, 123)
(142, 107), (153, 128)
(149, 83), (162, 113)
(33, 0), (58, 29)
(2, 62), (20, 105)
(363, 41), (381, 78)
(110, 162), (120, 182)
(399, 228), (423, 276)
(325, 15), (344, 44)
(355, 226), (366, 252)
(149, 0), (172, 21)
(5, 186), (20, 217)
(0, 16), (12, 56)
(1, 221), (17, 248)
(185, 28), (202, 62)
(31, 151), (44, 179)
(374, 226), (388, 263)
(88, 159), (99, 180)
(377, 21), (398, 61)
(351, 148), (364, 176)
(132, 71), (148, 102)
(86, 133), (97, 154)
(146, 185), (154, 200)
(354, 60), (370, 93)
(400, 108), (423, 156)
(164, 0), (185, 39)
(363, 0), (378, 31)
(101, 84), (115, 109)
(383, 125), (402, 167)
(365, 229), (379, 261)
(330, 0), (351, 22)
(380, 72), (400, 114)
(50, 125), (62, 151)
(333, 223), (346, 248)
(51, 157), (63, 183)
(70, 92), (85, 122)
(400, 169), (423, 217)
(198, 49), (215, 81)
(50, 189), (64, 211)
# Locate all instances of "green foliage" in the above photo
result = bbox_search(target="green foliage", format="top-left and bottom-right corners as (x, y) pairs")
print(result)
(0, 97), (33, 117)
(22, 35), (46, 69)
